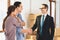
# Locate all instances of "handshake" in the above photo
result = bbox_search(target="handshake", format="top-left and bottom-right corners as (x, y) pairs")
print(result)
(21, 29), (32, 34)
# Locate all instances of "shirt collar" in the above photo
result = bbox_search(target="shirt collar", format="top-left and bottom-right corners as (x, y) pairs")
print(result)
(42, 13), (47, 17)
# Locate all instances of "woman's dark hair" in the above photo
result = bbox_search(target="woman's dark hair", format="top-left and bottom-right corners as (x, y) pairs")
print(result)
(14, 1), (21, 8)
(2, 5), (16, 31)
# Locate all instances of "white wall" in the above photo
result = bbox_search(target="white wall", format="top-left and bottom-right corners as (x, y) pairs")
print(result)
(0, 0), (7, 30)
(31, 0), (50, 14)
(56, 0), (60, 27)
(59, 0), (60, 26)
(0, 0), (8, 40)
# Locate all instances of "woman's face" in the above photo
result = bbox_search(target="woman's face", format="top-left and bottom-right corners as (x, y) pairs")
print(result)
(17, 4), (23, 13)
(12, 8), (18, 16)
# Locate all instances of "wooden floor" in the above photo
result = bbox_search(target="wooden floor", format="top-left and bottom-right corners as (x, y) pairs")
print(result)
(54, 28), (60, 40)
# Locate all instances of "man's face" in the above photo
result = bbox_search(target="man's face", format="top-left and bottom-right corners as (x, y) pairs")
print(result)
(40, 5), (47, 14)
(17, 4), (23, 12)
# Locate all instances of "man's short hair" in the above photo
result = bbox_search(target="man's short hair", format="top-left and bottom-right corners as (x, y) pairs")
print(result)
(42, 4), (48, 10)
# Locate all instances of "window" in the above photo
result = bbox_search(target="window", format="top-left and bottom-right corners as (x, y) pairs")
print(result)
(0, 0), (8, 31)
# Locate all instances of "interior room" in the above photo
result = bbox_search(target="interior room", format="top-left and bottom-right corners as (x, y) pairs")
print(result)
(0, 0), (60, 40)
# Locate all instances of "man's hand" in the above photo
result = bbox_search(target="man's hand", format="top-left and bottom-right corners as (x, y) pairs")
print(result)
(28, 29), (32, 34)
(21, 29), (32, 34)
(21, 29), (29, 33)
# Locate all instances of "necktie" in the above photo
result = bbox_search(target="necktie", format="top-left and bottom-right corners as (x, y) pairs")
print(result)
(40, 15), (44, 35)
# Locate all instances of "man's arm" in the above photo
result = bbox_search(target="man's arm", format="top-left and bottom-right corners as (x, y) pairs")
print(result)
(50, 17), (55, 40)
(22, 16), (38, 34)
(31, 17), (38, 31)
(26, 17), (38, 34)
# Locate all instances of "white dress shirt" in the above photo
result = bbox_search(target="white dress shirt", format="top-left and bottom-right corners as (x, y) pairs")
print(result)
(41, 14), (47, 21)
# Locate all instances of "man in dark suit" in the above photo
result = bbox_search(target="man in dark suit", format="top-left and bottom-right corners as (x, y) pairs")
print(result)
(29, 4), (55, 40)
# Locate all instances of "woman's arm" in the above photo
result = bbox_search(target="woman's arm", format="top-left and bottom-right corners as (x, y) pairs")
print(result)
(16, 17), (25, 26)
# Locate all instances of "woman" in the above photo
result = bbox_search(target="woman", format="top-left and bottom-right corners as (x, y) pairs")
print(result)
(14, 1), (25, 40)
(4, 5), (24, 40)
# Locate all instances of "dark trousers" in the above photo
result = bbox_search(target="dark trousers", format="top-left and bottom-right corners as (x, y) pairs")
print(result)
(36, 34), (51, 40)
(37, 35), (43, 40)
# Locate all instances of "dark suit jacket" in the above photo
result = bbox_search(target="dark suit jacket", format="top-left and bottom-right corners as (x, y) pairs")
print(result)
(32, 14), (55, 40)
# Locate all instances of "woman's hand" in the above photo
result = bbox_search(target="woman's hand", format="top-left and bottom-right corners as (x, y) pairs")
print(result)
(16, 17), (25, 26)
(20, 22), (25, 26)
(21, 29), (28, 33)
(21, 29), (32, 34)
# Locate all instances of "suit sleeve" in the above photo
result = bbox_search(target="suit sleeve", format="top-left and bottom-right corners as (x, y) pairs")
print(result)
(31, 17), (38, 31)
(50, 17), (55, 40)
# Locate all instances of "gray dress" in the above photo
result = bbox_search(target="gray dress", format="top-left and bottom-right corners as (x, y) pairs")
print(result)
(5, 16), (21, 40)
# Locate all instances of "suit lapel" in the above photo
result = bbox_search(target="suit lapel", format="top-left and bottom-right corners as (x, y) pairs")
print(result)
(38, 14), (49, 27)
(43, 14), (49, 26)
(38, 15), (42, 27)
